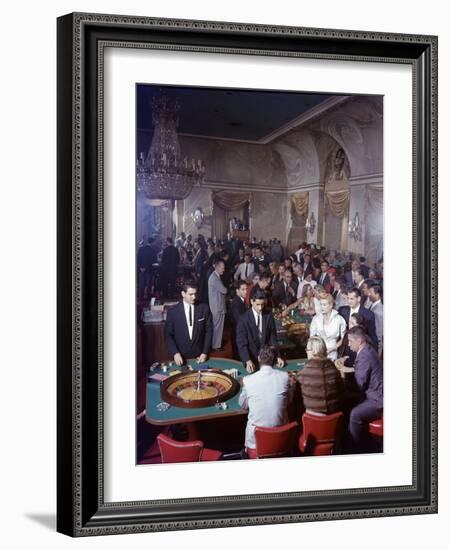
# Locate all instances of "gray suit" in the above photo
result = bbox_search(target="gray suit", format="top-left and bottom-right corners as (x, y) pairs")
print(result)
(238, 366), (290, 449)
(370, 301), (383, 355)
(208, 271), (227, 349)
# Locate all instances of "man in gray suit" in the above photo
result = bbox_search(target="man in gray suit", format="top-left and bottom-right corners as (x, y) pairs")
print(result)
(208, 259), (228, 351)
(347, 326), (383, 450)
(238, 345), (291, 452)
(368, 284), (383, 358)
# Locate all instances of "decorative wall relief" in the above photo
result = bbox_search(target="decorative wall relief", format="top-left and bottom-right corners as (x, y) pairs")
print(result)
(273, 129), (320, 188)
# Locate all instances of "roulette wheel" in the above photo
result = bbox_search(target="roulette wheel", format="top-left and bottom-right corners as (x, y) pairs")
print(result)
(160, 368), (240, 409)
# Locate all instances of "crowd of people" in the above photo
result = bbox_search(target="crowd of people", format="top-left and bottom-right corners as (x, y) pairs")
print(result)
(139, 232), (384, 453)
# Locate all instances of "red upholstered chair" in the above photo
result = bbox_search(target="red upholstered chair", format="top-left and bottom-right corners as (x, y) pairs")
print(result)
(299, 411), (344, 456)
(247, 421), (299, 459)
(157, 434), (222, 463)
(368, 416), (383, 437)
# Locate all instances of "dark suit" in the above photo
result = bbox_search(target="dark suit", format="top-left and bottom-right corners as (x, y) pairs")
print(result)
(137, 244), (157, 298)
(349, 344), (383, 444)
(160, 245), (180, 298)
(236, 309), (279, 366)
(272, 280), (297, 307)
(229, 296), (249, 359)
(344, 271), (357, 287)
(338, 305), (378, 351)
(316, 272), (331, 291)
(164, 302), (212, 361)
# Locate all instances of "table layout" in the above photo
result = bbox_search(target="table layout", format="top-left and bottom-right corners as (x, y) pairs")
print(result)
(273, 309), (312, 352)
(145, 357), (305, 426)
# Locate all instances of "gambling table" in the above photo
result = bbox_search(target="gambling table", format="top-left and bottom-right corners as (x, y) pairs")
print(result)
(273, 309), (312, 354)
(145, 357), (306, 426)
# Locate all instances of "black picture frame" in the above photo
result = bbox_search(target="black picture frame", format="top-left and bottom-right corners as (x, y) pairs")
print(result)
(57, 12), (438, 537)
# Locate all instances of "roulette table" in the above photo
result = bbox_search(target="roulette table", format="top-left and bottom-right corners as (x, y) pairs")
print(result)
(145, 357), (305, 426)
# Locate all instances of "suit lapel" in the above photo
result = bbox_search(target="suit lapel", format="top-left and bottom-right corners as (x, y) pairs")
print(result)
(191, 304), (199, 341)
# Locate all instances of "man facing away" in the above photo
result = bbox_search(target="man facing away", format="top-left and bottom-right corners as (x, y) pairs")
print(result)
(164, 281), (212, 366)
(238, 345), (291, 453)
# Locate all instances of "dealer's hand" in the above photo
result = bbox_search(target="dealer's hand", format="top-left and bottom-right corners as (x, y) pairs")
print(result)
(173, 353), (184, 366)
(246, 360), (256, 373)
(197, 353), (207, 363)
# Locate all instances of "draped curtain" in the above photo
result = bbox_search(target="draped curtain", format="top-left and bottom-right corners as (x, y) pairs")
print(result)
(291, 192), (309, 216)
(325, 190), (350, 218)
(211, 191), (250, 239)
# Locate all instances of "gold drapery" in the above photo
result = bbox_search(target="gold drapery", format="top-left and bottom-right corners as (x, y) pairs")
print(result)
(291, 192), (309, 216)
(325, 190), (350, 218)
(211, 190), (250, 211)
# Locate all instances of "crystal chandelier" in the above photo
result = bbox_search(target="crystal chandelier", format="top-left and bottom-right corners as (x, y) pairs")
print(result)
(136, 94), (206, 200)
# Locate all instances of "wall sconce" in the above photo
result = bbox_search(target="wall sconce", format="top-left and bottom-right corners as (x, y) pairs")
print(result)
(348, 212), (363, 242)
(191, 207), (205, 229)
(305, 212), (316, 235)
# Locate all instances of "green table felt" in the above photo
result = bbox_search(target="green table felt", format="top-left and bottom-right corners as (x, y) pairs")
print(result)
(145, 357), (305, 426)
(274, 310), (312, 349)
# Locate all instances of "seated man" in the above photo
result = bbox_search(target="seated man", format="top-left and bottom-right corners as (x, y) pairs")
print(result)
(238, 345), (290, 453)
(164, 280), (213, 366)
(272, 269), (297, 307)
(347, 326), (383, 450)
(236, 289), (285, 373)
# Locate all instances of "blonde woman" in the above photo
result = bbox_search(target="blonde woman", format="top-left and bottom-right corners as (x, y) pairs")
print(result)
(282, 283), (315, 317)
(309, 293), (346, 361)
(298, 335), (344, 415)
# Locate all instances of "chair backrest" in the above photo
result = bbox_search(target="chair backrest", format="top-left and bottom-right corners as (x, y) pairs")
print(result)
(157, 433), (203, 463)
(254, 421), (299, 459)
(301, 411), (344, 455)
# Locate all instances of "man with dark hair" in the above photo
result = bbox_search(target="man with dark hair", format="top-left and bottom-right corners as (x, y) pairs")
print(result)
(137, 237), (158, 299)
(236, 289), (285, 373)
(353, 267), (366, 290)
(339, 288), (378, 351)
(317, 260), (332, 292)
(252, 246), (271, 273)
(301, 253), (312, 274)
(249, 272), (272, 304)
(208, 259), (228, 351)
(164, 281), (212, 366)
(230, 280), (249, 359)
(238, 344), (290, 452)
(160, 237), (180, 298)
(359, 256), (371, 279)
(347, 326), (383, 449)
(234, 252), (255, 282)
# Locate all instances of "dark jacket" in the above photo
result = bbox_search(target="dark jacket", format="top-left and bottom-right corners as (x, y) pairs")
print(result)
(338, 305), (378, 351)
(236, 309), (279, 365)
(160, 245), (180, 276)
(229, 295), (248, 328)
(353, 344), (383, 404)
(298, 358), (344, 414)
(164, 302), (212, 360)
(137, 244), (157, 271)
(272, 280), (297, 307)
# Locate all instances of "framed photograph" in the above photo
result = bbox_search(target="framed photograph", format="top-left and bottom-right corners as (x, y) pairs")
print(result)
(57, 12), (437, 536)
